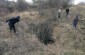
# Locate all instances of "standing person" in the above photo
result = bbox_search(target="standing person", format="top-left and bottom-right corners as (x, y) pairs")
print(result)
(6, 16), (20, 33)
(58, 9), (61, 18)
(73, 15), (79, 28)
(66, 8), (70, 15)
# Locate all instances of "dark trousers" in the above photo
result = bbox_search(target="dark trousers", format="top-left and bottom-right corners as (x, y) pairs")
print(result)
(73, 23), (77, 28)
(66, 12), (69, 15)
(58, 13), (60, 18)
(9, 23), (16, 33)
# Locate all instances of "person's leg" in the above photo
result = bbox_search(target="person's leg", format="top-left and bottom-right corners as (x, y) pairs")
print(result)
(9, 25), (12, 30)
(58, 13), (60, 18)
(67, 12), (68, 15)
(13, 25), (16, 33)
(74, 24), (76, 28)
(73, 23), (77, 28)
(75, 23), (78, 28)
(68, 11), (69, 15)
(66, 12), (67, 16)
(9, 23), (12, 30)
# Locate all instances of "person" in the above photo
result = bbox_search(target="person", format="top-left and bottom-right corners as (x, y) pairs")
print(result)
(66, 8), (70, 15)
(73, 15), (79, 28)
(58, 9), (61, 18)
(6, 16), (20, 33)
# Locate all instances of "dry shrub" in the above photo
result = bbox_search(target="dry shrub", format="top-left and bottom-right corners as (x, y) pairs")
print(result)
(0, 41), (9, 55)
(36, 23), (54, 45)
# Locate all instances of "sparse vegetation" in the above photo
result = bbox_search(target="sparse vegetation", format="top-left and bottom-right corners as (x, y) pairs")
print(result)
(0, 0), (85, 55)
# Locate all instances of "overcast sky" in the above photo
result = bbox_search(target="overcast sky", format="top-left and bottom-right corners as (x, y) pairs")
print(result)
(8, 0), (33, 3)
(74, 0), (85, 4)
(8, 0), (85, 5)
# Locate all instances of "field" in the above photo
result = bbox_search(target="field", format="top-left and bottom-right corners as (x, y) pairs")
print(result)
(0, 5), (85, 55)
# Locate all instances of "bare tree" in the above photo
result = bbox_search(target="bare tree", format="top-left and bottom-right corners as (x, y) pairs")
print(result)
(16, 0), (29, 12)
(33, 0), (73, 9)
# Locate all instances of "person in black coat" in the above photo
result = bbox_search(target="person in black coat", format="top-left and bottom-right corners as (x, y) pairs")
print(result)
(66, 8), (70, 15)
(6, 16), (20, 33)
(73, 15), (79, 28)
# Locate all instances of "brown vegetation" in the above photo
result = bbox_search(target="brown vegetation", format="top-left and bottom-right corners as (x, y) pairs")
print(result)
(0, 0), (85, 55)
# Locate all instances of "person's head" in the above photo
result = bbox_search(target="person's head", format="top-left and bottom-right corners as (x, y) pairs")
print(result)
(16, 16), (20, 19)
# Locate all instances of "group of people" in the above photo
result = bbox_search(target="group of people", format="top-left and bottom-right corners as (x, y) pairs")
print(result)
(58, 8), (70, 18)
(6, 8), (79, 33)
(58, 8), (79, 29)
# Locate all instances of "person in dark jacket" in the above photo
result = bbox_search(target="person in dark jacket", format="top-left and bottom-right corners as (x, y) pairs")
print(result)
(73, 15), (79, 28)
(6, 16), (20, 33)
(66, 8), (70, 15)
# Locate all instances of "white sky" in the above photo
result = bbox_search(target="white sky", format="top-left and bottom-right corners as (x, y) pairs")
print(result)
(8, 0), (33, 3)
(8, 0), (85, 5)
(74, 0), (85, 5)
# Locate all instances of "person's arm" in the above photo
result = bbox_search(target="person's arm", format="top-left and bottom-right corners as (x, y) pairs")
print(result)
(6, 19), (10, 23)
(16, 19), (20, 22)
(6, 17), (15, 23)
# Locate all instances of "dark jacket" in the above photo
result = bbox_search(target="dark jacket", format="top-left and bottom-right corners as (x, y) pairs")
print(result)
(6, 16), (20, 24)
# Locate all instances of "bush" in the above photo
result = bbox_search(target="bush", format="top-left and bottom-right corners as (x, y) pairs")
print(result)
(0, 41), (9, 55)
(16, 0), (29, 12)
(33, 0), (73, 9)
(35, 21), (55, 45)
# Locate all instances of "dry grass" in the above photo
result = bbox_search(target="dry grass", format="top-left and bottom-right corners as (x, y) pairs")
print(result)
(0, 5), (85, 55)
